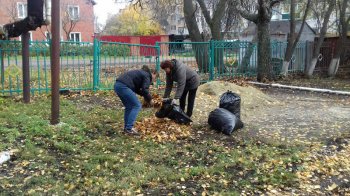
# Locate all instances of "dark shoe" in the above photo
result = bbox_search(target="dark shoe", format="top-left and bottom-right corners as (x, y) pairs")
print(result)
(123, 128), (140, 136)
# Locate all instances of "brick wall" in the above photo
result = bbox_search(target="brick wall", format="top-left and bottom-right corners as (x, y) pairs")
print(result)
(0, 0), (95, 42)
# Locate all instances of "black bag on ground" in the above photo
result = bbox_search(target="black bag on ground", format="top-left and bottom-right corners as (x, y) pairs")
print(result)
(155, 99), (192, 124)
(219, 91), (241, 119)
(167, 105), (192, 124)
(208, 108), (243, 135)
(155, 99), (173, 118)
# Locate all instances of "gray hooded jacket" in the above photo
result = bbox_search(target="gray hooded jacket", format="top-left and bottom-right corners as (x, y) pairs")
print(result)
(163, 59), (200, 99)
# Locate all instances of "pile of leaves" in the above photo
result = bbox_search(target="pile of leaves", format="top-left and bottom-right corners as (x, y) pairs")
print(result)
(135, 117), (191, 142)
(222, 76), (255, 86)
(142, 93), (162, 108)
(192, 81), (277, 123)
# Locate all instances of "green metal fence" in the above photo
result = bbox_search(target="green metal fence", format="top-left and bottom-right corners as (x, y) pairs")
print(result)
(97, 41), (160, 90)
(0, 40), (94, 95)
(157, 41), (210, 82)
(0, 39), (307, 96)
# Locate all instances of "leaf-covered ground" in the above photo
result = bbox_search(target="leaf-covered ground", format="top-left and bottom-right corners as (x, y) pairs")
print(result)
(0, 80), (350, 195)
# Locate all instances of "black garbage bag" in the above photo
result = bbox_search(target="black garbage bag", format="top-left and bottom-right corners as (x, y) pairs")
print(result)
(208, 108), (243, 135)
(155, 99), (173, 118)
(155, 99), (192, 124)
(219, 91), (241, 119)
(167, 105), (192, 124)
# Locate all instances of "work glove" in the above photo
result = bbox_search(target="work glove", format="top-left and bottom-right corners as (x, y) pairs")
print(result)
(149, 100), (154, 107)
(171, 99), (179, 105)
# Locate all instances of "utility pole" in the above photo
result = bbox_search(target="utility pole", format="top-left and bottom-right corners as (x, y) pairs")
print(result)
(22, 32), (30, 103)
(50, 0), (60, 125)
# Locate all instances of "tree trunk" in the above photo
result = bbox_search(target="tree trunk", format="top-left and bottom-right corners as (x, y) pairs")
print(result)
(183, 0), (209, 73)
(257, 22), (272, 81)
(327, 0), (349, 77)
(212, 28), (225, 74)
(328, 35), (346, 77)
(282, 0), (311, 76)
(306, 0), (335, 77)
(307, 58), (318, 76)
(196, 0), (226, 74)
(328, 58), (340, 76)
(281, 61), (290, 74)
(281, 0), (296, 75)
(239, 41), (256, 73)
(193, 43), (210, 73)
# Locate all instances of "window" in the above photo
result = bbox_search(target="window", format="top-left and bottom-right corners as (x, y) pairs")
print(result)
(170, 25), (176, 31)
(178, 17), (184, 24)
(178, 27), (184, 34)
(17, 2), (27, 19)
(171, 15), (176, 21)
(68, 5), (79, 20)
(69, 32), (81, 42)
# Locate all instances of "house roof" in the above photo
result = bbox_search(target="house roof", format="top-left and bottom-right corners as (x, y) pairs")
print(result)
(242, 20), (316, 36)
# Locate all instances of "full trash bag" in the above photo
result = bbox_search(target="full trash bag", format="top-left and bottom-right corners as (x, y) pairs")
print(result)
(208, 108), (243, 135)
(219, 91), (241, 119)
(167, 105), (193, 124)
(156, 99), (192, 124)
(155, 99), (173, 118)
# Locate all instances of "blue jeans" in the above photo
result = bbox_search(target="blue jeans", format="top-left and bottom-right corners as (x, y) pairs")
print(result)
(114, 81), (141, 130)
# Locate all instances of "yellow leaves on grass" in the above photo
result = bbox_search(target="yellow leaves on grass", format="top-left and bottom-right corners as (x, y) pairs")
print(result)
(135, 117), (191, 142)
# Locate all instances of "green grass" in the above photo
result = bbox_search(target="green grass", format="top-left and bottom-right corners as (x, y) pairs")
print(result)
(0, 95), (306, 194)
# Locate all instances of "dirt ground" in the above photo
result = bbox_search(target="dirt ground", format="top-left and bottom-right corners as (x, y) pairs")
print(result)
(185, 80), (350, 146)
(67, 81), (350, 145)
(233, 87), (350, 145)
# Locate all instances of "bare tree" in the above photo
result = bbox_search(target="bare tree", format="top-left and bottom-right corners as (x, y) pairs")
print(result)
(123, 0), (231, 73)
(306, 0), (335, 77)
(237, 0), (284, 81)
(5, 2), (19, 23)
(281, 0), (311, 76)
(183, 0), (210, 72)
(328, 0), (350, 77)
(61, 3), (80, 41)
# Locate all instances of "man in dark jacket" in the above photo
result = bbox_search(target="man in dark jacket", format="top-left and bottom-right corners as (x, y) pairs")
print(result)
(161, 59), (200, 117)
(114, 65), (157, 135)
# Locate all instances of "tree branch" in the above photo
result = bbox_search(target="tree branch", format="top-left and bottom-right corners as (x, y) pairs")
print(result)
(292, 0), (311, 50)
(238, 5), (258, 22)
(211, 0), (227, 25)
(196, 0), (212, 26)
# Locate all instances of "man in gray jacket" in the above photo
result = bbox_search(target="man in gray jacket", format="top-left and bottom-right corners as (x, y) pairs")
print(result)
(160, 59), (200, 117)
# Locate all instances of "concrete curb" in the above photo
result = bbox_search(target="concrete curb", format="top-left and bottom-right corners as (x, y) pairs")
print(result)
(248, 81), (350, 96)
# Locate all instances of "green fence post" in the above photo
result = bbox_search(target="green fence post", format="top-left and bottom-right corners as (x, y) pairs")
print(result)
(0, 44), (4, 84)
(93, 38), (99, 91)
(155, 42), (161, 87)
(209, 40), (214, 81)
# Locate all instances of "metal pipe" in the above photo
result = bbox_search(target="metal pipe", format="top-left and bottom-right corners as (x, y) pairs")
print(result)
(50, 0), (60, 125)
(22, 32), (30, 103)
(44, 0), (52, 25)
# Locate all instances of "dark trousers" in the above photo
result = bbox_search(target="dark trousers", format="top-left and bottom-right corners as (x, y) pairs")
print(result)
(180, 88), (197, 117)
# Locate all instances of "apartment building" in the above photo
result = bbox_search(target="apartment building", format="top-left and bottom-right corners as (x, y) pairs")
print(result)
(0, 0), (95, 42)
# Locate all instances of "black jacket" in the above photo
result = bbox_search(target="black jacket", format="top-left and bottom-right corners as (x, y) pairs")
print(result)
(116, 69), (152, 102)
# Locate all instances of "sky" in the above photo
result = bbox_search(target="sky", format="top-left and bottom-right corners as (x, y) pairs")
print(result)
(93, 0), (128, 25)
